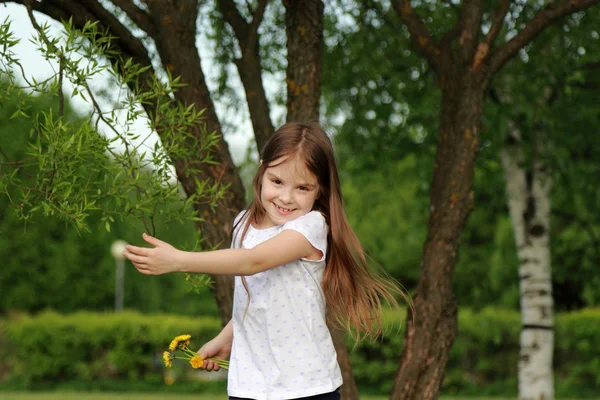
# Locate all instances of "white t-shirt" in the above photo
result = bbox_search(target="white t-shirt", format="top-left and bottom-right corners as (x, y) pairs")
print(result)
(227, 211), (343, 400)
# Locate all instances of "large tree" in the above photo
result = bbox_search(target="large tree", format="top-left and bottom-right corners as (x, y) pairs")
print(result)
(376, 1), (600, 399)
(324, 3), (599, 397)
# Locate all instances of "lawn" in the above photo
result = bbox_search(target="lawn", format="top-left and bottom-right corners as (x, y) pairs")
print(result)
(0, 393), (394, 400)
(0, 394), (524, 400)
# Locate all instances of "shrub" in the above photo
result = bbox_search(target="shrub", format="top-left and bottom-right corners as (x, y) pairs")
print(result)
(348, 307), (600, 397)
(0, 310), (221, 390)
(1, 308), (599, 396)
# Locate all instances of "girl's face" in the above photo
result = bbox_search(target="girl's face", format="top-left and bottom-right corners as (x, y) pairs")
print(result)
(259, 155), (320, 228)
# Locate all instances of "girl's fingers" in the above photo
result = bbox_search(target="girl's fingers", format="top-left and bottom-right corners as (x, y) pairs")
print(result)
(122, 251), (147, 264)
(142, 232), (164, 247)
(203, 360), (219, 372)
(133, 263), (153, 275)
(125, 245), (151, 256)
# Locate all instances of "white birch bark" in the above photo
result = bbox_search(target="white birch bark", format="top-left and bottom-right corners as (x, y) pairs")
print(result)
(501, 121), (554, 400)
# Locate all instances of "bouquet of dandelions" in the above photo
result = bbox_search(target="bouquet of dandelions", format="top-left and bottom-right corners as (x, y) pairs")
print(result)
(163, 334), (229, 370)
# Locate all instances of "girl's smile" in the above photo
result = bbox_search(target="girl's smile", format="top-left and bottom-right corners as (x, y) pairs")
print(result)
(274, 204), (296, 215)
(259, 155), (319, 228)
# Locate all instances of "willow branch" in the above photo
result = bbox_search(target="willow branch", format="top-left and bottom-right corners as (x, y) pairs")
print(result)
(58, 55), (64, 117)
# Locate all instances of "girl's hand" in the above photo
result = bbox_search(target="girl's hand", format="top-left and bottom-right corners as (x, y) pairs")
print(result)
(197, 337), (232, 372)
(122, 233), (181, 275)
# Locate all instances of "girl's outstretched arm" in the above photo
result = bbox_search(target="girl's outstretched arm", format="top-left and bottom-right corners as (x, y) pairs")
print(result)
(123, 231), (321, 276)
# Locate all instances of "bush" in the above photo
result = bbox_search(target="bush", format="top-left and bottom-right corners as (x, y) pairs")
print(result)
(348, 307), (600, 397)
(0, 310), (222, 391)
(1, 308), (599, 396)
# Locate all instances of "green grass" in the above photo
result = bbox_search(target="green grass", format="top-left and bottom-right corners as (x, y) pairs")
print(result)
(0, 394), (226, 400)
(0, 394), (524, 400)
(0, 393), (396, 400)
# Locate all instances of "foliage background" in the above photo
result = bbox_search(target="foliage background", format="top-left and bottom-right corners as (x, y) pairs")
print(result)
(0, 0), (599, 396)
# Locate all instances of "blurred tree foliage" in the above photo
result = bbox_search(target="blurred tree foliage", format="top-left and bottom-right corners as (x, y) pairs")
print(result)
(1, 1), (598, 317)
(324, 1), (600, 311)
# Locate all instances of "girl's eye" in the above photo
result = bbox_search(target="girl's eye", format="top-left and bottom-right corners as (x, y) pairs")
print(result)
(298, 186), (308, 191)
(272, 179), (282, 185)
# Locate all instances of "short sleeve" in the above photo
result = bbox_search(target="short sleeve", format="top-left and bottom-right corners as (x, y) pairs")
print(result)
(281, 211), (328, 262)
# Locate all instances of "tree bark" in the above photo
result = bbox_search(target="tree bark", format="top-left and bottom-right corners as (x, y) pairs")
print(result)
(390, 70), (481, 400)
(502, 122), (554, 400)
(283, 0), (323, 123)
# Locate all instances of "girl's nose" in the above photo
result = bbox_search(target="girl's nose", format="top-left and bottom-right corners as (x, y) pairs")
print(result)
(279, 189), (293, 204)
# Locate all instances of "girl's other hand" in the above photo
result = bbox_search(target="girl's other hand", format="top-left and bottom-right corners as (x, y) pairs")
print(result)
(197, 337), (231, 372)
(122, 233), (180, 275)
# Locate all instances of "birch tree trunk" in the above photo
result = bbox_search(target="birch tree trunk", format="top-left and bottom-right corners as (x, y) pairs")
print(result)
(501, 122), (554, 400)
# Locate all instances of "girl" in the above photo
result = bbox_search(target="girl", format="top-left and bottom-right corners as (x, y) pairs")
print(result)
(123, 122), (407, 400)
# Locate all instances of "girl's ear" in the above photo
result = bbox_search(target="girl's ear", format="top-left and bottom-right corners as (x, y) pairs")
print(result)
(259, 159), (263, 166)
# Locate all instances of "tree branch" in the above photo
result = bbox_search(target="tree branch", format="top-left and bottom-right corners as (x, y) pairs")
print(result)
(488, 0), (600, 77)
(2, 0), (153, 68)
(218, 0), (269, 50)
(456, 0), (484, 65)
(249, 0), (268, 39)
(218, 0), (249, 43)
(390, 0), (442, 71)
(217, 0), (273, 151)
(485, 0), (511, 47)
(472, 0), (511, 71)
(77, 0), (153, 61)
(99, 0), (155, 35)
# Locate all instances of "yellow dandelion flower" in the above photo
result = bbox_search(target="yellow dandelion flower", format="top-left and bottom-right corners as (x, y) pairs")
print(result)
(177, 334), (191, 349)
(169, 334), (191, 351)
(189, 355), (204, 369)
(163, 351), (173, 367)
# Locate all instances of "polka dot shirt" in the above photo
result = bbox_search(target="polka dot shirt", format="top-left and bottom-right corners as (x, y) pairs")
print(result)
(227, 211), (343, 400)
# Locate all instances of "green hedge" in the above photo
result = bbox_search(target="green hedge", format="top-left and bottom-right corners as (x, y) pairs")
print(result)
(1, 308), (598, 396)
(0, 310), (223, 392)
(349, 307), (600, 397)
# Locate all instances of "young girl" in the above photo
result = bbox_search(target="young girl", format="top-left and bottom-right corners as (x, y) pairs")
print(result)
(123, 122), (406, 400)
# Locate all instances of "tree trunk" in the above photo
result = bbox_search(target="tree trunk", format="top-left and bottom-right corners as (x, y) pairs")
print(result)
(502, 122), (554, 400)
(283, 0), (323, 122)
(283, 1), (359, 398)
(146, 0), (245, 325)
(386, 0), (598, 396)
(218, 0), (275, 151)
(391, 74), (482, 400)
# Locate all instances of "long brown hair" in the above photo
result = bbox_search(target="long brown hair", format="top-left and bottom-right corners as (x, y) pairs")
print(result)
(235, 122), (410, 339)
